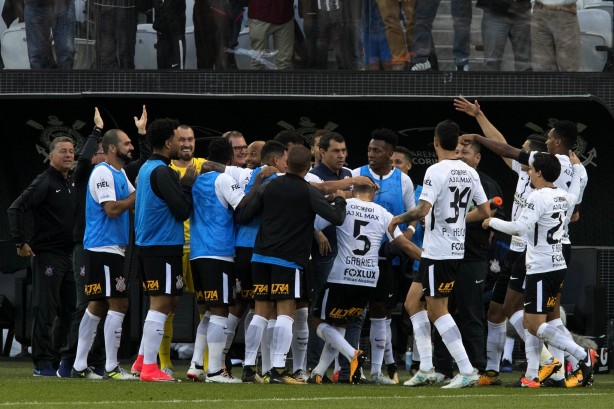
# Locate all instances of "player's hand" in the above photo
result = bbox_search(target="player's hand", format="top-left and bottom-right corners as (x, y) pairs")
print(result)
(569, 150), (581, 165)
(315, 231), (332, 256)
(331, 190), (345, 201)
(388, 216), (401, 237)
(458, 133), (480, 145)
(482, 217), (492, 229)
(134, 105), (148, 135)
(352, 176), (378, 190)
(181, 164), (197, 187)
(453, 96), (480, 117)
(258, 166), (278, 180)
(17, 243), (35, 257)
(93, 107), (103, 129)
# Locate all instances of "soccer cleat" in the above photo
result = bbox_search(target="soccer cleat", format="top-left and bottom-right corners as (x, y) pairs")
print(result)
(292, 369), (309, 382)
(349, 350), (366, 384)
(139, 363), (180, 382)
(434, 372), (452, 385)
(206, 369), (242, 383)
(441, 369), (479, 389)
(104, 366), (138, 380)
(187, 363), (207, 382)
(56, 359), (72, 378)
(386, 363), (399, 384)
(331, 369), (340, 383)
(306, 373), (323, 384)
(500, 359), (513, 373)
(520, 377), (540, 388)
(161, 367), (174, 377)
(71, 367), (103, 380)
(258, 371), (270, 384)
(477, 370), (502, 386)
(541, 377), (566, 388)
(537, 357), (562, 382)
(130, 354), (144, 376)
(241, 365), (258, 383)
(403, 369), (438, 386)
(33, 367), (57, 377)
(269, 368), (306, 384)
(371, 372), (396, 385)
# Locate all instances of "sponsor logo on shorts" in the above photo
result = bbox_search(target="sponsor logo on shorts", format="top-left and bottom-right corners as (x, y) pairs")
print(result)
(85, 283), (102, 296)
(437, 281), (455, 294)
(204, 290), (218, 301)
(329, 307), (364, 320)
(253, 284), (269, 295)
(79, 265), (86, 277)
(176, 275), (184, 290)
(44, 266), (54, 277)
(115, 276), (126, 292)
(240, 289), (254, 299)
(194, 290), (204, 302)
(144, 280), (159, 291)
(271, 283), (289, 295)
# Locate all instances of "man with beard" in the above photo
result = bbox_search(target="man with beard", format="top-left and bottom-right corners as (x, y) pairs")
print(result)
(131, 118), (196, 382)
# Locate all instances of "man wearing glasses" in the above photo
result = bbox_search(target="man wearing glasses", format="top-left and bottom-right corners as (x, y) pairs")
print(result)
(223, 131), (249, 168)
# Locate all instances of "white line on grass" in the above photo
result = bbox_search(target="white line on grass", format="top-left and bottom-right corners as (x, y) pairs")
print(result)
(0, 393), (609, 406)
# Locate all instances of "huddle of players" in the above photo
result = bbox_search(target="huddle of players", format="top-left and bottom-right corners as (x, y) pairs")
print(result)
(73, 100), (593, 387)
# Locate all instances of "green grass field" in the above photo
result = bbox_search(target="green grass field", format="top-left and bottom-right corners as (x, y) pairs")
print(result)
(1, 359), (613, 409)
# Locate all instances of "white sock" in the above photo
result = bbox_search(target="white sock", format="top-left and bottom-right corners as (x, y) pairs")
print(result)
(104, 310), (125, 372)
(369, 318), (387, 375)
(138, 337), (145, 356)
(142, 310), (167, 365)
(384, 318), (395, 365)
(74, 309), (101, 372)
(244, 315), (267, 366)
(502, 336), (515, 362)
(552, 318), (579, 369)
(261, 319), (275, 373)
(317, 322), (355, 361)
(291, 307), (309, 373)
(244, 309), (255, 339)
(207, 315), (227, 374)
(410, 310), (433, 372)
(272, 315), (294, 369)
(191, 312), (210, 367)
(312, 327), (344, 376)
(486, 321), (506, 372)
(536, 323), (587, 363)
(412, 337), (420, 362)
(524, 329), (542, 380)
(434, 314), (473, 375)
(509, 310), (526, 342)
(222, 313), (241, 366)
(546, 319), (565, 380)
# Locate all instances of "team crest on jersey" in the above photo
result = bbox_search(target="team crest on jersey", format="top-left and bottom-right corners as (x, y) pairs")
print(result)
(115, 276), (127, 292)
(489, 259), (501, 273)
(525, 119), (597, 167)
(176, 275), (184, 290)
(44, 266), (54, 276)
(276, 116), (338, 146)
(79, 265), (86, 277)
(26, 115), (86, 163)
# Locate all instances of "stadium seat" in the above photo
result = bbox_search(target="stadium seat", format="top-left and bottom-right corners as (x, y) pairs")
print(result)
(578, 9), (613, 71)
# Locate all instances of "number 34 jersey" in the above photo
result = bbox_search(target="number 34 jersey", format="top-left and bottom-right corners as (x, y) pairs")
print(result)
(420, 159), (487, 260)
(314, 198), (402, 288)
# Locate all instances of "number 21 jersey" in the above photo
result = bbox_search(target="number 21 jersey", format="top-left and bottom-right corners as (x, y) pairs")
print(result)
(420, 159), (487, 260)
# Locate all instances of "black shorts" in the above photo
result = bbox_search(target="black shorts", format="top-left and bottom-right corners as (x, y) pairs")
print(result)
(419, 257), (460, 298)
(140, 253), (184, 296)
(252, 261), (303, 301)
(507, 250), (527, 293)
(524, 269), (566, 314)
(312, 283), (372, 325)
(85, 250), (129, 300)
(370, 258), (395, 308)
(490, 249), (523, 304)
(191, 258), (237, 306)
(562, 243), (572, 265)
(235, 247), (254, 302)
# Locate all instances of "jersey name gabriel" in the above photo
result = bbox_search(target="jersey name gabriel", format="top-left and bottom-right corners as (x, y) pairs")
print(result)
(420, 159), (487, 260)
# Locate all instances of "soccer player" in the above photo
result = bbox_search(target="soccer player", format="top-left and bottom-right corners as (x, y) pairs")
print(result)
(246, 140), (266, 170)
(483, 152), (593, 387)
(72, 129), (137, 380)
(390, 120), (491, 389)
(235, 145), (347, 384)
(188, 137), (246, 383)
(132, 118), (195, 382)
(308, 182), (422, 384)
(391, 146), (413, 175)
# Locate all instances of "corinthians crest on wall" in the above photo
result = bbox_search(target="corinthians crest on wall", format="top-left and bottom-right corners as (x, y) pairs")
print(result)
(27, 115), (87, 163)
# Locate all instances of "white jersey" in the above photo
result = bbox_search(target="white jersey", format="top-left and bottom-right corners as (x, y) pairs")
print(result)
(491, 187), (568, 274)
(314, 198), (402, 288)
(419, 159), (487, 260)
(509, 160), (533, 252)
(224, 166), (253, 191)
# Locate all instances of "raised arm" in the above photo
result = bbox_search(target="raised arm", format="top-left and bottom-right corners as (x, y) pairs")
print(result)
(461, 134), (523, 162)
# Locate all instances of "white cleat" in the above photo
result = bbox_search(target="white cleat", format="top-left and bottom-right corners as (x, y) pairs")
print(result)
(403, 369), (438, 386)
(371, 372), (396, 385)
(186, 363), (207, 382)
(441, 369), (479, 389)
(205, 369), (242, 384)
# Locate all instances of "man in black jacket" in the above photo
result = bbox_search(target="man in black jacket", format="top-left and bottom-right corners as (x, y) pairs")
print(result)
(8, 136), (77, 376)
(235, 145), (347, 384)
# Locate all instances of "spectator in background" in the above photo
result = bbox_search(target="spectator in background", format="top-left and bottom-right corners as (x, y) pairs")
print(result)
(363, 0), (393, 70)
(153, 0), (186, 69)
(477, 0), (531, 71)
(223, 131), (249, 167)
(531, 1), (580, 71)
(94, 0), (137, 69)
(248, 0), (295, 69)
(375, 0), (417, 70)
(24, 0), (75, 69)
